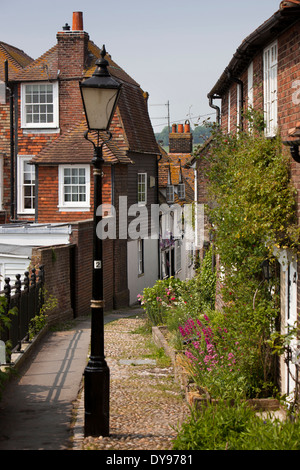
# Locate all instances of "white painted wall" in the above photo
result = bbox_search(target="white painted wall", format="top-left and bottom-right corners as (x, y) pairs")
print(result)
(0, 224), (71, 246)
(127, 238), (159, 305)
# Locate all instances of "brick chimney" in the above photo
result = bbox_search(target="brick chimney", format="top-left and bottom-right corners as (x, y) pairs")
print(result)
(169, 120), (193, 153)
(56, 12), (90, 130)
(56, 11), (89, 79)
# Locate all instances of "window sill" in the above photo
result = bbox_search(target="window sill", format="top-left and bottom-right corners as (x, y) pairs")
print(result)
(17, 211), (35, 216)
(22, 128), (60, 134)
(57, 205), (91, 212)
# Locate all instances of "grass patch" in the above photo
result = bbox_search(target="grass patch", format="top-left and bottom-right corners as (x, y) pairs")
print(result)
(141, 340), (172, 368)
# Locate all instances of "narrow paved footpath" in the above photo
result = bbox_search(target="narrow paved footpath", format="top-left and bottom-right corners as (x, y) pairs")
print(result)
(72, 314), (189, 450)
(0, 316), (91, 450)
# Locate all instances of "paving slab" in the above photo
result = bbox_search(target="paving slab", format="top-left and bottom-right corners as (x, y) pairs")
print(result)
(0, 309), (139, 450)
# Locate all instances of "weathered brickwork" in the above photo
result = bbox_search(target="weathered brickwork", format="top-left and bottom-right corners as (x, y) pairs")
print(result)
(31, 244), (74, 325)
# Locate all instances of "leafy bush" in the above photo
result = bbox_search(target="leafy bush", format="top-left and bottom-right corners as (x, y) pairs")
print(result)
(173, 401), (300, 450)
(139, 246), (216, 330)
(138, 277), (190, 326)
(28, 289), (57, 339)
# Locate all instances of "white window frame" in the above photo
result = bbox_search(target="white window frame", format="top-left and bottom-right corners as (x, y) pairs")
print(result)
(237, 83), (241, 129)
(58, 165), (90, 212)
(227, 89), (231, 133)
(17, 156), (36, 215)
(178, 183), (185, 200)
(21, 81), (59, 129)
(0, 81), (6, 104)
(175, 240), (182, 273)
(248, 61), (254, 109)
(138, 239), (144, 276)
(166, 185), (174, 204)
(138, 173), (147, 205)
(263, 40), (278, 137)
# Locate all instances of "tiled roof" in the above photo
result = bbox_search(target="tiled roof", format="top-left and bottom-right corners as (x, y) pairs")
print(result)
(117, 82), (159, 155)
(30, 119), (132, 165)
(86, 42), (159, 155)
(209, 6), (300, 97)
(11, 38), (159, 157)
(158, 151), (195, 204)
(86, 41), (139, 87)
(0, 42), (33, 80)
(12, 45), (59, 82)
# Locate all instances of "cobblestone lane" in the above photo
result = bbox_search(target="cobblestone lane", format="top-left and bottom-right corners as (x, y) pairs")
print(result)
(71, 315), (189, 451)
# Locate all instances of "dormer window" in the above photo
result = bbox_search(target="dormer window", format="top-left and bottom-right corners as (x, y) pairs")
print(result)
(21, 82), (59, 129)
(166, 184), (174, 204)
(166, 163), (174, 204)
(178, 183), (185, 200)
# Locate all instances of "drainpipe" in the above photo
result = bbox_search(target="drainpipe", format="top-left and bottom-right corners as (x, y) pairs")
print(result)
(208, 94), (221, 126)
(226, 68), (244, 131)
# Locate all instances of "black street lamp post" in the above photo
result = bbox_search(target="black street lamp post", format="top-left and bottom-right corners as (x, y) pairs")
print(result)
(79, 45), (121, 437)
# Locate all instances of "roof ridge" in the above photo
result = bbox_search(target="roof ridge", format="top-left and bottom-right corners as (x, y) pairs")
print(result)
(0, 42), (33, 70)
(22, 44), (58, 70)
(0, 41), (33, 60)
(280, 0), (300, 8)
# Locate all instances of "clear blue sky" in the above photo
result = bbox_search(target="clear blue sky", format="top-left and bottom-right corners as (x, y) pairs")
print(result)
(1, 0), (281, 131)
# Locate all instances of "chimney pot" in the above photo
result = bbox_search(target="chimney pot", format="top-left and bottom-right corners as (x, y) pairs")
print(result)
(72, 11), (83, 31)
(172, 124), (177, 133)
(184, 119), (190, 133)
(178, 124), (183, 133)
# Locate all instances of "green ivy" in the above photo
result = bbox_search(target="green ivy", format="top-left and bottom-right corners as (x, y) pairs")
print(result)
(201, 113), (300, 393)
(28, 289), (58, 339)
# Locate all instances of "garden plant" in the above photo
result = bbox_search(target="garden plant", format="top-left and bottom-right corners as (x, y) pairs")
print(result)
(140, 112), (300, 449)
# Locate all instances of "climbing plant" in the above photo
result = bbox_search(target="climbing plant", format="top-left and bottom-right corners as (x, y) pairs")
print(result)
(201, 112), (300, 394)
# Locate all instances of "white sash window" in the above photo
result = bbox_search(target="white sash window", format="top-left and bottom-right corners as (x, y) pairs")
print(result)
(263, 41), (278, 137)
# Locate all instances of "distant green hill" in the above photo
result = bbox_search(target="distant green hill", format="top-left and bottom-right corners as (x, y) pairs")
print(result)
(155, 125), (211, 148)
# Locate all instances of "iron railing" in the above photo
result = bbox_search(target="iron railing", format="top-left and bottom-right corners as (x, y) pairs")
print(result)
(0, 266), (45, 364)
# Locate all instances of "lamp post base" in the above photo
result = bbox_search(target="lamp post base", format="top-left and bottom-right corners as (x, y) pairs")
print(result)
(84, 359), (110, 437)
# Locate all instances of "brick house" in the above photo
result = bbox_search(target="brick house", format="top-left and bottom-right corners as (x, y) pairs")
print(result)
(207, 0), (300, 397)
(0, 12), (160, 317)
(158, 121), (196, 280)
(0, 42), (33, 223)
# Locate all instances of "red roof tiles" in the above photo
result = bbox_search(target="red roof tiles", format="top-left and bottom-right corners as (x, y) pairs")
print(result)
(0, 42), (33, 81)
(30, 119), (132, 165)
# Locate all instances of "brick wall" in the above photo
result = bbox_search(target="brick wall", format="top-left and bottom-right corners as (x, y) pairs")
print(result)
(56, 30), (89, 131)
(37, 164), (112, 223)
(31, 244), (74, 325)
(169, 132), (193, 154)
(30, 219), (115, 324)
(0, 100), (14, 219)
(278, 24), (300, 139)
(70, 219), (93, 316)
